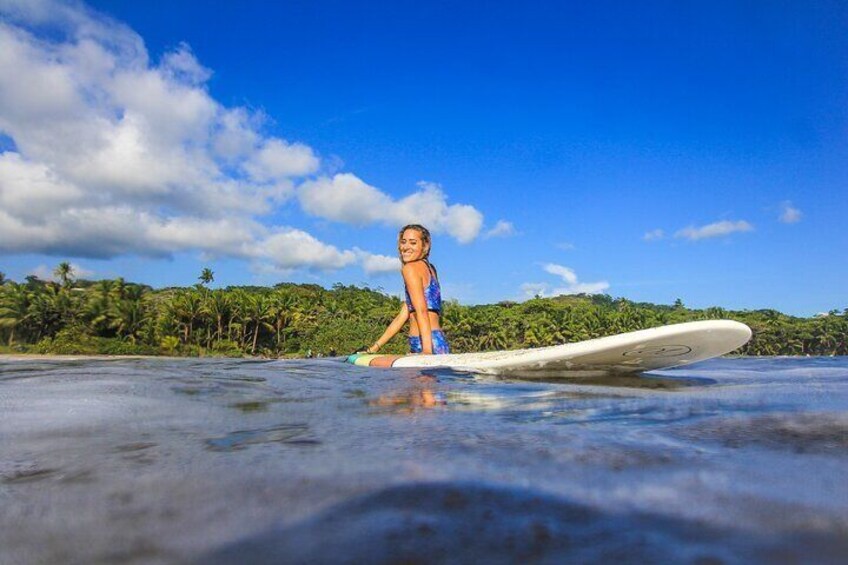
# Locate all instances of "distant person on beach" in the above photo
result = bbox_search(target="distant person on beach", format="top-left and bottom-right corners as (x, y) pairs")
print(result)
(366, 224), (450, 360)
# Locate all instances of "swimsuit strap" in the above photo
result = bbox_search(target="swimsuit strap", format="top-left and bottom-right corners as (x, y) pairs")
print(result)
(423, 259), (437, 279)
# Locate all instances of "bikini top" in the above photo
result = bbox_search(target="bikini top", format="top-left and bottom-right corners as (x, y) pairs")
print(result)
(404, 261), (442, 314)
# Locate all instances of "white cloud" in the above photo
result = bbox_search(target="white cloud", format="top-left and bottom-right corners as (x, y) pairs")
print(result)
(244, 138), (320, 181)
(779, 201), (802, 224)
(484, 220), (516, 239)
(0, 204), (262, 259)
(543, 263), (578, 285)
(674, 220), (754, 241)
(643, 228), (664, 241)
(355, 249), (400, 275)
(298, 173), (389, 225)
(0, 0), (469, 276)
(144, 214), (260, 257)
(298, 175), (484, 243)
(557, 242), (575, 251)
(0, 5), (289, 225)
(0, 152), (84, 220)
(159, 42), (212, 85)
(257, 229), (357, 271)
(212, 107), (263, 161)
(522, 263), (609, 298)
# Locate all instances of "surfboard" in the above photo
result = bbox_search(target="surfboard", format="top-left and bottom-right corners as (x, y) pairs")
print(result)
(346, 320), (752, 377)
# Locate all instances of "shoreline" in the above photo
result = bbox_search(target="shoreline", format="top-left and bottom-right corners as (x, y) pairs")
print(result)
(0, 353), (270, 361)
(1, 353), (832, 362)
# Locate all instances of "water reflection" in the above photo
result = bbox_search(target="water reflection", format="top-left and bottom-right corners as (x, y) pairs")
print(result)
(368, 373), (447, 414)
(205, 424), (319, 452)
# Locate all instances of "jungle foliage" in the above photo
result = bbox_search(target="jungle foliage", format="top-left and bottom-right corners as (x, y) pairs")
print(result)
(0, 267), (845, 357)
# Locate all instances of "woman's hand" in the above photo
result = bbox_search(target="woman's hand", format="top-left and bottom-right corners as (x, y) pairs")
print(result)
(367, 304), (408, 356)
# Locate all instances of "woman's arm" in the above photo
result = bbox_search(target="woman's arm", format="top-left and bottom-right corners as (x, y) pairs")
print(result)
(367, 304), (409, 353)
(402, 263), (434, 354)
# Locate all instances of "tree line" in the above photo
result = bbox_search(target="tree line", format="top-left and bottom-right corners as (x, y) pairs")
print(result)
(0, 264), (845, 357)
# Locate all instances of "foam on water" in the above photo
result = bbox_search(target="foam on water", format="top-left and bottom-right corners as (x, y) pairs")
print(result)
(1, 356), (846, 563)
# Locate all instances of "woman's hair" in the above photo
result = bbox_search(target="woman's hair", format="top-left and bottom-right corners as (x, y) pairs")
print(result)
(397, 224), (432, 261)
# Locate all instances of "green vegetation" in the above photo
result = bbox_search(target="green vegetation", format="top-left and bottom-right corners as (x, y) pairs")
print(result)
(0, 265), (845, 357)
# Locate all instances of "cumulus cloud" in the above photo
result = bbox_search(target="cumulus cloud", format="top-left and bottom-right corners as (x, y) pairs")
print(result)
(483, 220), (516, 239)
(0, 204), (262, 259)
(779, 201), (802, 224)
(355, 249), (400, 275)
(0, 8), (308, 212)
(256, 229), (357, 271)
(0, 0), (486, 276)
(521, 263), (609, 298)
(298, 173), (388, 225)
(159, 42), (212, 85)
(298, 175), (484, 243)
(674, 220), (754, 241)
(243, 138), (320, 181)
(0, 2), (305, 245)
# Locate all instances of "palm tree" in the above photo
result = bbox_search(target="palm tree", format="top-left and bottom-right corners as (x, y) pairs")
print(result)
(172, 290), (204, 344)
(198, 268), (214, 286)
(245, 294), (274, 354)
(110, 277), (128, 302)
(270, 291), (301, 351)
(227, 289), (249, 344)
(206, 290), (231, 343)
(704, 306), (727, 320)
(27, 286), (64, 341)
(479, 326), (510, 350)
(0, 284), (31, 346)
(813, 314), (843, 356)
(110, 297), (150, 344)
(441, 302), (477, 353)
(83, 280), (114, 326)
(54, 262), (75, 288)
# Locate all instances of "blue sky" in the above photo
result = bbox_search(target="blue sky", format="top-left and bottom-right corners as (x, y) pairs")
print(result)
(0, 0), (846, 315)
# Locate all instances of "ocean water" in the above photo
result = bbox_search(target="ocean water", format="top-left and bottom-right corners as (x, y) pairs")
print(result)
(1, 356), (846, 564)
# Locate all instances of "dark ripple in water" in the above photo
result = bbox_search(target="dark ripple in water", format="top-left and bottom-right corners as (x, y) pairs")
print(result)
(204, 481), (848, 565)
(677, 412), (848, 454)
(0, 355), (846, 564)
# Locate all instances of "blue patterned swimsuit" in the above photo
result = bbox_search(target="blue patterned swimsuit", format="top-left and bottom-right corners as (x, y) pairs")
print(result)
(405, 261), (450, 354)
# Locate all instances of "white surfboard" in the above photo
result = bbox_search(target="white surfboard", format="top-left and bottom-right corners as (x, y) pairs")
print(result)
(347, 320), (752, 377)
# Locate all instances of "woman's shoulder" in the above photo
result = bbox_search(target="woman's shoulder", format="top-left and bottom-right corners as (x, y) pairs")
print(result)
(401, 260), (429, 278)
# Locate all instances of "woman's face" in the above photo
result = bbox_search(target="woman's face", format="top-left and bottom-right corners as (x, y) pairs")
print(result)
(399, 229), (428, 263)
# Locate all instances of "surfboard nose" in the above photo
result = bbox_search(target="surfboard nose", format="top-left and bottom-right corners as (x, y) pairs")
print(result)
(715, 320), (753, 348)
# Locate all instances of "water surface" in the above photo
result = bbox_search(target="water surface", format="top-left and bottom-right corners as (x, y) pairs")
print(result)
(1, 356), (846, 563)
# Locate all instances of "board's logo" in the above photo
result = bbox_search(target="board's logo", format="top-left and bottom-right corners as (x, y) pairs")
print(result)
(622, 345), (692, 358)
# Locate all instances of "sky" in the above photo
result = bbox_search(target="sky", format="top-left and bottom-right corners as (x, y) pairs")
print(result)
(0, 0), (846, 316)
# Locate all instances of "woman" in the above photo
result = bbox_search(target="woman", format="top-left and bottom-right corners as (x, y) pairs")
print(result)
(366, 224), (450, 359)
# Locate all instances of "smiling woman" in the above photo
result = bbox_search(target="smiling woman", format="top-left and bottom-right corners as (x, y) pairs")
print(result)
(365, 224), (450, 362)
